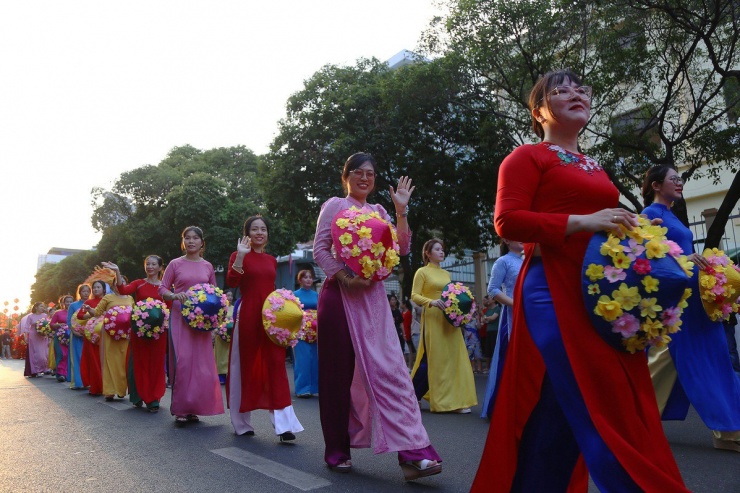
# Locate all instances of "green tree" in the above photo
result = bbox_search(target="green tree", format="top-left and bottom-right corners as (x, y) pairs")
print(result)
(426, 0), (740, 242)
(261, 56), (510, 297)
(89, 145), (266, 283)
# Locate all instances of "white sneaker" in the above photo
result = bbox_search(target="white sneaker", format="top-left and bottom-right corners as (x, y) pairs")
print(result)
(454, 408), (471, 414)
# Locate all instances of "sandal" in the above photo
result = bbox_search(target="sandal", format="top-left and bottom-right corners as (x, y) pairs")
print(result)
(147, 405), (159, 413)
(186, 414), (199, 422)
(174, 416), (188, 427)
(104, 396), (114, 402)
(400, 459), (442, 481)
(329, 460), (352, 473)
(133, 401), (143, 408)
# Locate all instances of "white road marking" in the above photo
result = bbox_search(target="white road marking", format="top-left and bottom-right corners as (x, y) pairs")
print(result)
(211, 447), (331, 491)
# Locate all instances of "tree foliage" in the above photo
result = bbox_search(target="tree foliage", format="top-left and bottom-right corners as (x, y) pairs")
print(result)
(425, 0), (740, 238)
(261, 56), (511, 295)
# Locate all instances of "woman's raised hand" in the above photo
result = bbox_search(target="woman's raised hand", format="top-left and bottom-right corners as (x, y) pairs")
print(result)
(390, 176), (415, 210)
(101, 261), (119, 272)
(236, 236), (251, 255)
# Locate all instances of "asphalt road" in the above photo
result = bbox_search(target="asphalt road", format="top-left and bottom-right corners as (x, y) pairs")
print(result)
(0, 358), (737, 493)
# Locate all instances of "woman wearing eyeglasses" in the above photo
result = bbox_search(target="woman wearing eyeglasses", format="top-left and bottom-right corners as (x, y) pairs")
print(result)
(642, 166), (740, 453)
(313, 152), (442, 480)
(471, 70), (688, 492)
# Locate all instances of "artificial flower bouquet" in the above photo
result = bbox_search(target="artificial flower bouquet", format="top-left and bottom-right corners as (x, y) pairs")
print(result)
(181, 283), (229, 332)
(35, 319), (53, 337)
(55, 324), (70, 346)
(262, 289), (304, 348)
(441, 282), (476, 327)
(331, 206), (400, 281)
(698, 248), (740, 322)
(131, 298), (169, 339)
(582, 216), (694, 353)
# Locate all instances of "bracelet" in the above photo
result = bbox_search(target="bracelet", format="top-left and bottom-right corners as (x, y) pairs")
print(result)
(232, 265), (244, 274)
(396, 205), (409, 217)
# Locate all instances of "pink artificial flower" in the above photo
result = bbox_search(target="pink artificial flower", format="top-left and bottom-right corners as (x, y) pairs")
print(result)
(141, 312), (150, 319)
(357, 237), (373, 251)
(604, 265), (627, 283)
(661, 306), (681, 327)
(376, 266), (389, 278)
(664, 240), (683, 257)
(341, 247), (352, 259)
(611, 313), (640, 338)
(623, 239), (646, 260)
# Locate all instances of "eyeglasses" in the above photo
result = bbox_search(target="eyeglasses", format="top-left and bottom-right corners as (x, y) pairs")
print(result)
(547, 85), (592, 100)
(350, 170), (376, 179)
(666, 175), (684, 185)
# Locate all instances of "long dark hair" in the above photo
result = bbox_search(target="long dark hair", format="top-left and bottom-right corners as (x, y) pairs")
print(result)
(529, 69), (584, 140)
(641, 166), (672, 205)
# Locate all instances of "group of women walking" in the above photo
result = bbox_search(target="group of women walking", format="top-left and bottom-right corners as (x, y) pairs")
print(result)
(17, 68), (740, 490)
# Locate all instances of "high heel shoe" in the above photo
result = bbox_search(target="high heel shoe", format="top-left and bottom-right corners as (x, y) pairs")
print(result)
(278, 431), (296, 442)
(400, 459), (442, 481)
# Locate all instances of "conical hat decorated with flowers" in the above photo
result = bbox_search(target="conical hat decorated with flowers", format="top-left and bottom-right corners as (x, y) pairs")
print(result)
(262, 289), (304, 347)
(331, 206), (400, 282)
(298, 309), (318, 343)
(181, 283), (228, 332)
(582, 217), (693, 353)
(103, 306), (132, 340)
(698, 248), (740, 322)
(441, 282), (476, 327)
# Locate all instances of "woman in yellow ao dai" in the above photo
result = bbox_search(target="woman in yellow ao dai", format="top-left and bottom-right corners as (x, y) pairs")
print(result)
(410, 238), (477, 413)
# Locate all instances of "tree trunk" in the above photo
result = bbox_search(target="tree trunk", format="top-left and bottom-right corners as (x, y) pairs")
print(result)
(704, 169), (740, 249)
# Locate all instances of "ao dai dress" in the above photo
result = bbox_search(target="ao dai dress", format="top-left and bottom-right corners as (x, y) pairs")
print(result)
(66, 299), (87, 389)
(293, 287), (319, 396)
(643, 203), (740, 438)
(410, 263), (477, 412)
(314, 196), (440, 467)
(159, 257), (224, 417)
(93, 293), (133, 397)
(226, 250), (303, 436)
(22, 313), (49, 375)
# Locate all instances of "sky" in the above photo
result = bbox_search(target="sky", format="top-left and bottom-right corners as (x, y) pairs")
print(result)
(0, 0), (443, 310)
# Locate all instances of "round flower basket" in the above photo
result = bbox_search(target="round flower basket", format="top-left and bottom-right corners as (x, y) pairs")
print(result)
(83, 317), (103, 345)
(262, 289), (304, 347)
(298, 309), (318, 343)
(103, 306), (132, 340)
(55, 324), (70, 346)
(131, 298), (169, 340)
(70, 310), (86, 337)
(214, 316), (234, 343)
(331, 206), (400, 281)
(35, 319), (53, 337)
(698, 248), (740, 322)
(441, 282), (477, 327)
(181, 283), (228, 332)
(582, 217), (694, 353)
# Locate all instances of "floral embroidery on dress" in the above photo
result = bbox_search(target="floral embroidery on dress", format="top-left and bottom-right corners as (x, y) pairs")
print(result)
(546, 144), (602, 174)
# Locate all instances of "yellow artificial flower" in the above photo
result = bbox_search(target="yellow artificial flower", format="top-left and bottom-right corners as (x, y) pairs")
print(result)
(198, 293), (207, 302)
(594, 296), (623, 322)
(587, 284), (601, 295)
(639, 297), (662, 319)
(391, 227), (398, 242)
(677, 256), (695, 277)
(351, 245), (361, 257)
(339, 232), (353, 246)
(370, 242), (386, 256)
(600, 236), (624, 257)
(645, 239), (669, 259)
(359, 256), (377, 278)
(612, 252), (632, 269)
(678, 288), (692, 309)
(623, 336), (645, 354)
(642, 275), (660, 293)
(384, 248), (399, 265)
(356, 226), (373, 239)
(641, 318), (664, 338)
(700, 274), (717, 290)
(585, 264), (605, 281)
(336, 218), (350, 229)
(612, 283), (640, 310)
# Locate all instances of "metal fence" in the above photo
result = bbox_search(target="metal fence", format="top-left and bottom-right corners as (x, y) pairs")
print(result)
(688, 213), (740, 259)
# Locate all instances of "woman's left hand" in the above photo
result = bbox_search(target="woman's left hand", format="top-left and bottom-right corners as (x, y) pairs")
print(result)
(687, 253), (710, 270)
(390, 176), (415, 209)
